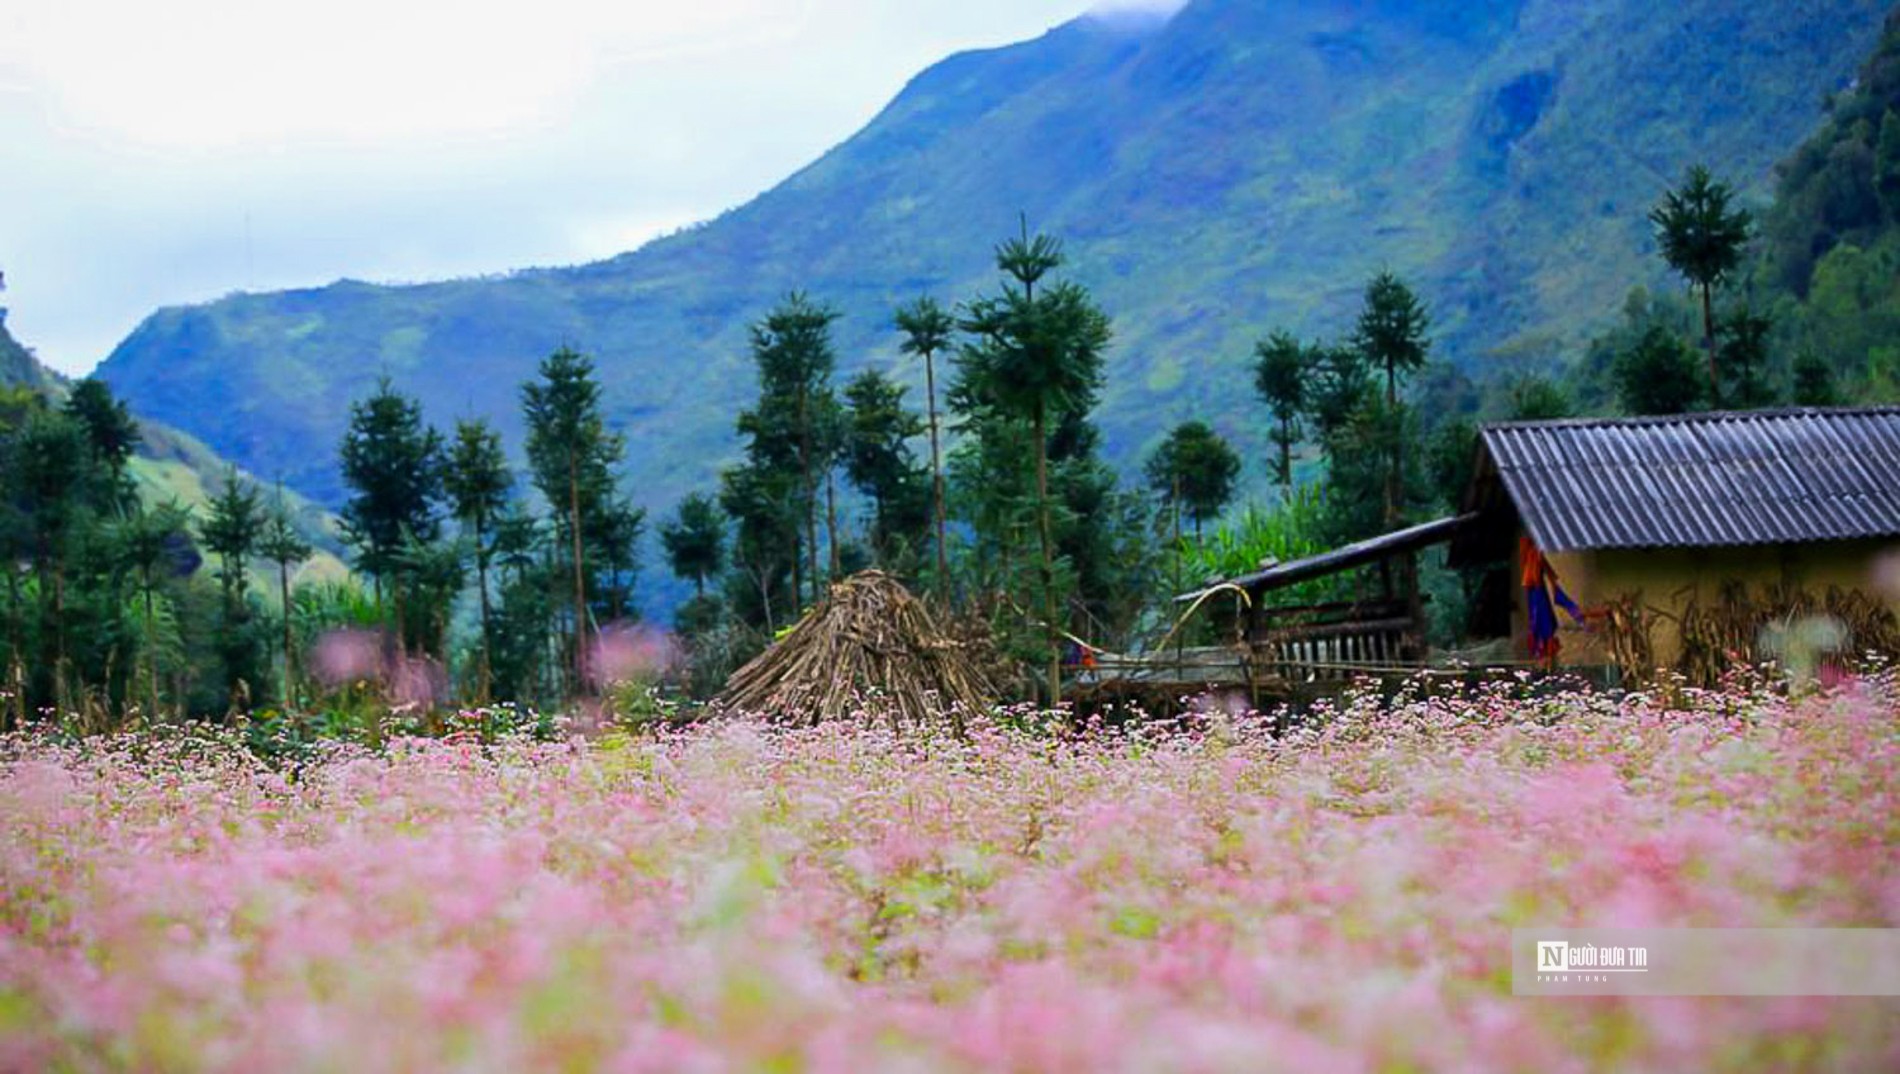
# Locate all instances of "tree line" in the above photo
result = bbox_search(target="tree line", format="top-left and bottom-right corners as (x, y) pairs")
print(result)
(4, 153), (1888, 726)
(0, 346), (645, 725)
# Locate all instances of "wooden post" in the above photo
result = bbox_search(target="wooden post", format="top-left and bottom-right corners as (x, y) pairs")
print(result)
(1402, 550), (1425, 661)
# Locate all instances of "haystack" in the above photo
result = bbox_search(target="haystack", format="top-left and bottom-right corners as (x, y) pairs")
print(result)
(716, 571), (997, 730)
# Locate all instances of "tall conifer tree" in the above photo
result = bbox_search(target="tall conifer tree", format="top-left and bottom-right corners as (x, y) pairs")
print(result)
(957, 223), (1111, 705)
(522, 347), (623, 689)
(1651, 165), (1753, 402)
(257, 489), (311, 707)
(1350, 271), (1431, 528)
(338, 377), (445, 654)
(895, 297), (957, 594)
(444, 418), (513, 700)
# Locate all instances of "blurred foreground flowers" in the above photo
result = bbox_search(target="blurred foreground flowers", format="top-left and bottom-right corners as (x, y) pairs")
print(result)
(1, 677), (1896, 1072)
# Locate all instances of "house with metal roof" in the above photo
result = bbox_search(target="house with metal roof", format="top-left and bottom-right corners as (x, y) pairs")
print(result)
(1164, 406), (1900, 691)
(1450, 406), (1900, 678)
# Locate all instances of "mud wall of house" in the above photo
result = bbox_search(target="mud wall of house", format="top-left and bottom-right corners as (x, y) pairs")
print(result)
(1510, 535), (1900, 670)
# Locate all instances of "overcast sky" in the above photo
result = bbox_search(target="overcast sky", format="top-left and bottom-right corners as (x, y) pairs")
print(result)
(0, 0), (1186, 376)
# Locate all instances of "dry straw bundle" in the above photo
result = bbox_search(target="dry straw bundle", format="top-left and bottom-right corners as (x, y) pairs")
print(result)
(716, 571), (999, 731)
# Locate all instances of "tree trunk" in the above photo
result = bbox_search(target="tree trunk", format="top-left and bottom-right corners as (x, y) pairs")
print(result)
(278, 560), (295, 710)
(1385, 361), (1401, 529)
(924, 348), (950, 599)
(999, 524), (1013, 598)
(790, 536), (803, 617)
(392, 582), (407, 671)
(1171, 474), (1184, 602)
(53, 559), (66, 700)
(826, 468), (840, 579)
(144, 565), (160, 720)
(798, 386), (819, 607)
(474, 515), (492, 704)
(1279, 414), (1293, 494)
(1034, 402), (1061, 708)
(1701, 282), (1720, 405)
(568, 455), (588, 693)
(754, 560), (776, 635)
(5, 569), (21, 731)
(373, 572), (391, 674)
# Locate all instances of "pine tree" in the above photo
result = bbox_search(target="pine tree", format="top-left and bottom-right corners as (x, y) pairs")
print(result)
(1875, 110), (1900, 221)
(1426, 418), (1479, 513)
(745, 295), (840, 605)
(1614, 325), (1706, 415)
(200, 467), (266, 708)
(1351, 271), (1431, 528)
(62, 378), (140, 506)
(661, 492), (725, 599)
(201, 467), (263, 604)
(1300, 343), (1382, 541)
(1792, 350), (1841, 406)
(8, 409), (88, 704)
(257, 489), (312, 707)
(588, 495), (645, 623)
(718, 462), (797, 632)
(393, 530), (465, 663)
(956, 223), (1111, 705)
(112, 501), (194, 719)
(1717, 308), (1777, 408)
(895, 296), (957, 595)
(1143, 421), (1241, 539)
(522, 347), (623, 689)
(1304, 344), (1374, 445)
(444, 418), (512, 700)
(842, 369), (928, 564)
(1650, 165), (1754, 402)
(338, 377), (445, 601)
(1251, 331), (1307, 493)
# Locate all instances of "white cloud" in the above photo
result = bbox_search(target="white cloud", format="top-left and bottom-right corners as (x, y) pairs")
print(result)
(1, 0), (805, 147)
(0, 1), (1112, 374)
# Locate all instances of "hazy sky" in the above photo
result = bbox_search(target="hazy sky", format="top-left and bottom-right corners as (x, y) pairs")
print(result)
(1, 0), (1186, 376)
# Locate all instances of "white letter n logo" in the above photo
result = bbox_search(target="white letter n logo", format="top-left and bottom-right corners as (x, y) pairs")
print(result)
(1537, 942), (1568, 971)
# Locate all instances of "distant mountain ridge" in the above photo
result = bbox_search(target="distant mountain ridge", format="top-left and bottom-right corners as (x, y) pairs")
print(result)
(95, 0), (1891, 616)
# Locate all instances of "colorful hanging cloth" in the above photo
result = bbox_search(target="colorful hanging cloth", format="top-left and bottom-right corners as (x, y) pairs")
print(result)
(1520, 536), (1584, 662)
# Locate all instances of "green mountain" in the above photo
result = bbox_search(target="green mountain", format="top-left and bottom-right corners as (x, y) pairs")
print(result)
(94, 0), (1891, 616)
(1755, 6), (1900, 398)
(1, 314), (51, 390)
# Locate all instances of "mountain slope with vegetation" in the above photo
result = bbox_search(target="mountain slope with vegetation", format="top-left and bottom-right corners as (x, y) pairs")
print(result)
(94, 0), (1890, 615)
(1758, 5), (1900, 398)
(1, 316), (343, 566)
(1, 317), (51, 390)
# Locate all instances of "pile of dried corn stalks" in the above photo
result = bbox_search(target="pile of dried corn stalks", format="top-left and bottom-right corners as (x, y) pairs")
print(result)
(716, 571), (999, 731)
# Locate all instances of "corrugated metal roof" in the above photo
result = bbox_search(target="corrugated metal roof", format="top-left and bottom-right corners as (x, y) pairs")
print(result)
(1175, 513), (1474, 601)
(1482, 407), (1900, 552)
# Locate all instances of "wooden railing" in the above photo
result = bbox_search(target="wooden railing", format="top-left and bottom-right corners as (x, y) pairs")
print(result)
(1250, 599), (1420, 681)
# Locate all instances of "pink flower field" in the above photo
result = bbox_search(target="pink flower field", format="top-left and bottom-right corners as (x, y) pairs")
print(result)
(2, 680), (1896, 1072)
